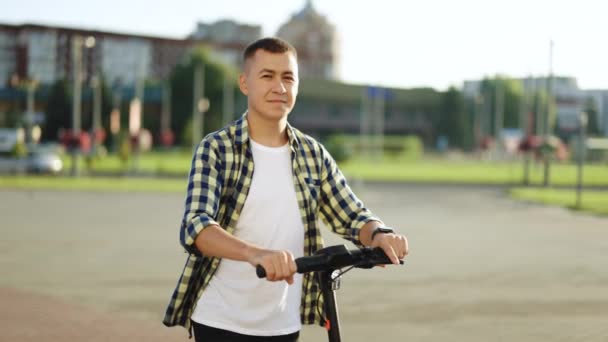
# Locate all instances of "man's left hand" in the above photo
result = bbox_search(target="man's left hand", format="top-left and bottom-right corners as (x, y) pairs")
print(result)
(371, 232), (409, 265)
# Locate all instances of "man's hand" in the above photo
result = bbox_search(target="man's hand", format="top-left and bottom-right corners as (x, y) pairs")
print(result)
(371, 232), (409, 265)
(247, 249), (297, 284)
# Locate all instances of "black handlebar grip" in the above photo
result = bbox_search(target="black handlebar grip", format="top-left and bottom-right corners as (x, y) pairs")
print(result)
(256, 247), (403, 279)
(256, 255), (325, 279)
(373, 247), (405, 265)
(256, 265), (266, 278)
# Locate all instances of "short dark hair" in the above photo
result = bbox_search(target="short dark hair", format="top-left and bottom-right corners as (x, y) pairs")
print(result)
(243, 37), (298, 64)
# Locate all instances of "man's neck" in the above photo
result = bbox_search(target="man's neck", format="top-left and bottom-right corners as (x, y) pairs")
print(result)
(247, 111), (289, 147)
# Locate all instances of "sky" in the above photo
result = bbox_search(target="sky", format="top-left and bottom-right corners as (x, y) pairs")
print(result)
(2, 0), (607, 91)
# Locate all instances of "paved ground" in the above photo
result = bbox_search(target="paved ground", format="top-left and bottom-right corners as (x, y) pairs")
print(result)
(1, 184), (607, 341)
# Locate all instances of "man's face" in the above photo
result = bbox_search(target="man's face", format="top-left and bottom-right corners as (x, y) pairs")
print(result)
(239, 50), (299, 122)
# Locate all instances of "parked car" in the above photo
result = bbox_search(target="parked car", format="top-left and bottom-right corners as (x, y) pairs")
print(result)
(0, 150), (63, 175)
(26, 150), (63, 174)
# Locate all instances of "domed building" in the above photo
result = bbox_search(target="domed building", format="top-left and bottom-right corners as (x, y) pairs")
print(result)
(277, 0), (339, 80)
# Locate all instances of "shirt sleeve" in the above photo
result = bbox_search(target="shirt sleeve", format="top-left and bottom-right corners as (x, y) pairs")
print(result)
(179, 138), (224, 255)
(317, 144), (382, 247)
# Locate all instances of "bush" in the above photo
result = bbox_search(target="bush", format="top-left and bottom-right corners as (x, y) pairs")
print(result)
(324, 135), (353, 163)
(401, 136), (423, 161)
(324, 134), (423, 162)
(118, 134), (131, 166)
(11, 142), (28, 158)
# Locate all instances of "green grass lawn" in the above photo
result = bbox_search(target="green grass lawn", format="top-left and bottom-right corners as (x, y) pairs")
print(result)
(340, 157), (608, 186)
(65, 152), (608, 187)
(0, 158), (608, 215)
(0, 175), (185, 193)
(62, 150), (193, 176)
(509, 187), (608, 215)
(5, 153), (608, 216)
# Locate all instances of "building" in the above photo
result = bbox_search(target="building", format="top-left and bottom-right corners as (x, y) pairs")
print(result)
(464, 76), (608, 137)
(290, 79), (439, 140)
(0, 23), (201, 87)
(189, 19), (261, 46)
(584, 90), (608, 136)
(277, 0), (340, 80)
(0, 26), (18, 86)
(0, 15), (440, 145)
(189, 19), (262, 68)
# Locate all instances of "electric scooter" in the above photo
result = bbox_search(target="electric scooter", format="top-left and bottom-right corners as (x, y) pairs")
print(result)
(257, 244), (404, 342)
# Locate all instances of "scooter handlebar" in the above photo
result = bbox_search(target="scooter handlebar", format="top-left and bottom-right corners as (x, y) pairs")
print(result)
(256, 245), (403, 279)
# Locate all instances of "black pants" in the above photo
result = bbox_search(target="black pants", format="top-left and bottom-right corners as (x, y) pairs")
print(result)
(192, 321), (300, 342)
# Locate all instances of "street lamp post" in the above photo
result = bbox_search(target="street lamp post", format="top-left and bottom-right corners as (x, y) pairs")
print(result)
(543, 40), (554, 187)
(85, 37), (100, 159)
(222, 73), (234, 125)
(110, 81), (122, 154)
(24, 79), (38, 145)
(474, 94), (483, 151)
(161, 81), (172, 148)
(91, 75), (101, 157)
(70, 35), (96, 176)
(71, 35), (83, 176)
(576, 112), (588, 209)
(192, 63), (207, 151)
(360, 86), (371, 159)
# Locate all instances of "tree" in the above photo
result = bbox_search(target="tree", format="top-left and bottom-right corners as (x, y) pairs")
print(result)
(479, 76), (527, 136)
(528, 90), (557, 135)
(169, 46), (239, 146)
(43, 79), (72, 141)
(583, 98), (601, 135)
(438, 87), (472, 150)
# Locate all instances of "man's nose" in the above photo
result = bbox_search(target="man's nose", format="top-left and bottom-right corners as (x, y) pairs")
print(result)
(272, 79), (287, 93)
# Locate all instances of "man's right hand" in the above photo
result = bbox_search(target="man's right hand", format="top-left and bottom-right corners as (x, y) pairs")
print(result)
(247, 249), (297, 284)
(195, 226), (297, 284)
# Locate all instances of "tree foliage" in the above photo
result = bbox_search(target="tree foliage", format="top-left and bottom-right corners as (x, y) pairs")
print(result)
(438, 87), (472, 150)
(169, 46), (239, 146)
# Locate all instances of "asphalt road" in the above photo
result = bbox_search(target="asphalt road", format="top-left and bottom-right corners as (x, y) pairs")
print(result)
(1, 183), (607, 341)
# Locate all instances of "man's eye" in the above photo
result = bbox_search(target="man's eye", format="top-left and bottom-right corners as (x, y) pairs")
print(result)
(262, 75), (272, 78)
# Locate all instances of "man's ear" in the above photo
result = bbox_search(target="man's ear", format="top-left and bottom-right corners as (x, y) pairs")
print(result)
(239, 73), (248, 96)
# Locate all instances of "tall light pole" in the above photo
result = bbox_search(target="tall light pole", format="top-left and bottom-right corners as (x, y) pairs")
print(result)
(222, 73), (234, 125)
(372, 87), (385, 161)
(192, 63), (208, 151)
(520, 82), (531, 186)
(474, 94), (484, 151)
(494, 80), (504, 155)
(161, 81), (172, 146)
(110, 80), (122, 154)
(24, 79), (38, 145)
(130, 48), (146, 172)
(71, 35), (83, 176)
(535, 79), (544, 136)
(91, 75), (101, 157)
(360, 86), (371, 158)
(576, 112), (588, 209)
(85, 37), (100, 159)
(543, 40), (554, 187)
(483, 87), (492, 142)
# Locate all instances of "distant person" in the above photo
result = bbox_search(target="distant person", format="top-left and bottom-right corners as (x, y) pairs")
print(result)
(163, 37), (409, 342)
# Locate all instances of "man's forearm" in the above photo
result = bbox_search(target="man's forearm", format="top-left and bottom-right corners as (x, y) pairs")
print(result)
(194, 225), (261, 263)
(359, 220), (384, 247)
(194, 224), (298, 282)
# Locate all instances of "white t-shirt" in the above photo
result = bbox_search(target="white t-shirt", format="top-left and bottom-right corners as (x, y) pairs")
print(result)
(191, 138), (305, 336)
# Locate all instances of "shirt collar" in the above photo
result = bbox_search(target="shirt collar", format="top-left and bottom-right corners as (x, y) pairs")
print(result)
(234, 112), (300, 148)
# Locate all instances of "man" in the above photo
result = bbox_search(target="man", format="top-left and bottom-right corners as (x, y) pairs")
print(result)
(164, 37), (409, 341)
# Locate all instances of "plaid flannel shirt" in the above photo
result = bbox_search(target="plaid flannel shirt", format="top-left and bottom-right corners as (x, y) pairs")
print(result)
(163, 114), (380, 333)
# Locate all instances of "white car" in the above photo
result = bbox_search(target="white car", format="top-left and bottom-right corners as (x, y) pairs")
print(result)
(0, 151), (63, 175)
(26, 151), (64, 174)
